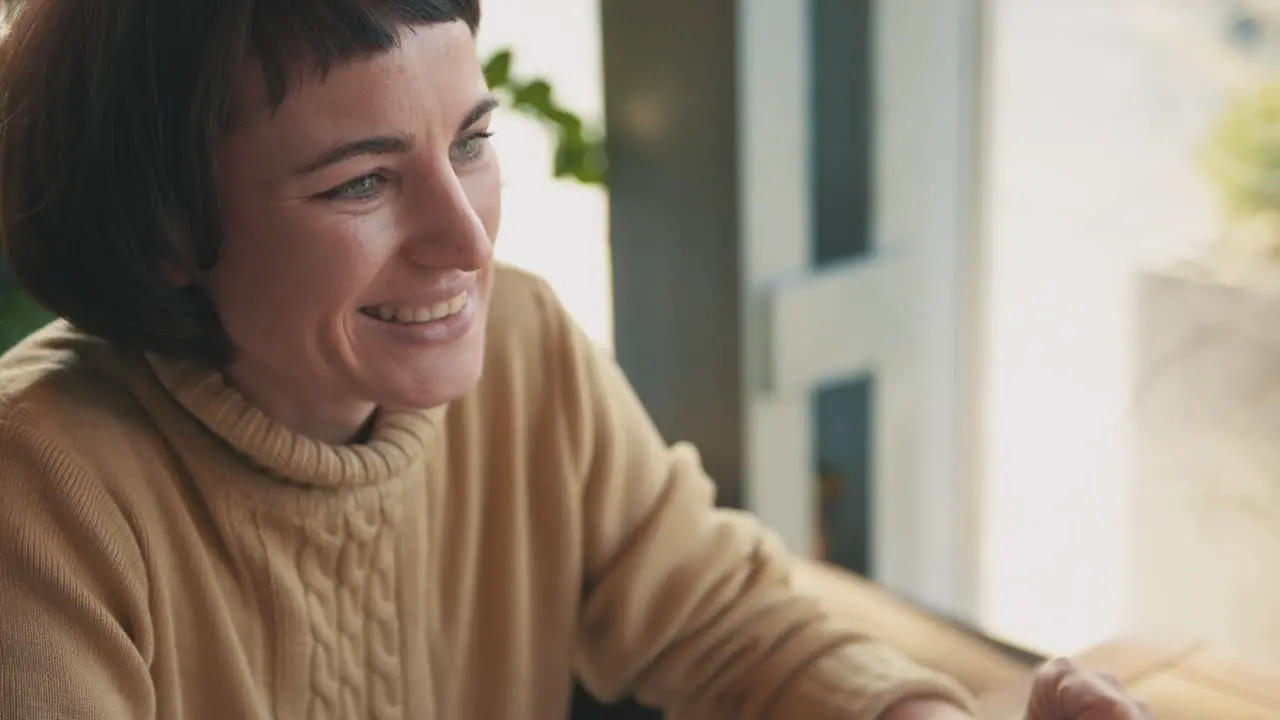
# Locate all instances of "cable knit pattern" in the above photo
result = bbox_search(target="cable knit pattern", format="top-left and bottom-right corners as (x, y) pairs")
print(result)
(296, 490), (405, 720)
(366, 493), (405, 718)
(142, 336), (427, 719)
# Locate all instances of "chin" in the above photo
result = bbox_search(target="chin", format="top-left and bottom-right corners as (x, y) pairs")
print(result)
(378, 338), (487, 410)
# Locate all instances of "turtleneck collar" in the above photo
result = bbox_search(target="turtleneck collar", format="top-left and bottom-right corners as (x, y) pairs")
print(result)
(145, 353), (444, 489)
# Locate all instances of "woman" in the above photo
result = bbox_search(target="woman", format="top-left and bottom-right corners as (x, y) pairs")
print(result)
(0, 1), (1146, 718)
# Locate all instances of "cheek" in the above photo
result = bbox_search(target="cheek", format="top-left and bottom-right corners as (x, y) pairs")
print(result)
(467, 161), (502, 244)
(210, 210), (391, 337)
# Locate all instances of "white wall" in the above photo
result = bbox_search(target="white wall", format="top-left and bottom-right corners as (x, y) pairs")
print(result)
(979, 0), (1228, 655)
(478, 1), (614, 350)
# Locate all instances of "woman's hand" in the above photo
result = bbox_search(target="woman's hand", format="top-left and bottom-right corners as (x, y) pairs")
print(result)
(1024, 658), (1152, 719)
(878, 698), (973, 719)
(879, 655), (1153, 720)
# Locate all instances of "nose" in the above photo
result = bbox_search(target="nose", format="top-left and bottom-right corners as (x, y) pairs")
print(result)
(400, 166), (494, 271)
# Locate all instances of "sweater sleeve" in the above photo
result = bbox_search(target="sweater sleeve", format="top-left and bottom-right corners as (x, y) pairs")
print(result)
(546, 295), (976, 718)
(0, 419), (155, 719)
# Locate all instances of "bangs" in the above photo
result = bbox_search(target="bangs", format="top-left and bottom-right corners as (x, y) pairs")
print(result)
(248, 0), (481, 107)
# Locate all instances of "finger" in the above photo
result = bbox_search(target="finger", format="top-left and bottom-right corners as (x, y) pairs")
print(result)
(1025, 658), (1077, 719)
(1027, 660), (1148, 720)
(1031, 657), (1077, 688)
(1056, 671), (1148, 720)
(1096, 672), (1123, 690)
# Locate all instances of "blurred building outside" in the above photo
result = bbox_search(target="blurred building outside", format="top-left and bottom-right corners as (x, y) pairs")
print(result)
(983, 0), (1280, 659)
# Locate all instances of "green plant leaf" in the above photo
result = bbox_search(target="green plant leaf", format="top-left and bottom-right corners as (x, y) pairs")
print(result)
(513, 80), (553, 111)
(1201, 81), (1280, 216)
(553, 136), (586, 178)
(483, 49), (513, 89)
(481, 48), (608, 187)
(578, 144), (608, 185)
(544, 106), (581, 132)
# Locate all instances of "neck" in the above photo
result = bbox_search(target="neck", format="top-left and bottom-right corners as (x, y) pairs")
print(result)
(224, 362), (375, 445)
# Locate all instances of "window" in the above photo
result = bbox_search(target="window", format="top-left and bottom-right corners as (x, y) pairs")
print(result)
(979, 0), (1280, 658)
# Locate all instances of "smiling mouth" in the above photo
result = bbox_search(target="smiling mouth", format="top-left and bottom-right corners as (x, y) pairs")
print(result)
(359, 290), (470, 325)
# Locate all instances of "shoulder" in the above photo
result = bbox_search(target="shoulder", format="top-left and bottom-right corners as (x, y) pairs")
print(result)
(0, 322), (150, 584)
(487, 263), (568, 340)
(470, 264), (629, 448)
(0, 321), (160, 499)
(455, 264), (596, 442)
(0, 328), (153, 680)
(484, 263), (579, 376)
(0, 320), (148, 435)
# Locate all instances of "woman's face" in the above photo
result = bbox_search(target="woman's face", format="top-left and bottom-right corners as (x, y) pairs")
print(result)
(210, 21), (500, 442)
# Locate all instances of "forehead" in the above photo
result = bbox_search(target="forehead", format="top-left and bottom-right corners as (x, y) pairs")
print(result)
(228, 21), (483, 140)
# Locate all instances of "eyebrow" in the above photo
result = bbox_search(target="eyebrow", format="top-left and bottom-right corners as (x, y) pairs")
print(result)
(294, 94), (502, 176)
(294, 135), (413, 175)
(459, 94), (501, 134)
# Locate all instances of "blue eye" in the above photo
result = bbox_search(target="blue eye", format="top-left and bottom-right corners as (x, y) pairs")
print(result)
(450, 131), (494, 164)
(321, 173), (386, 201)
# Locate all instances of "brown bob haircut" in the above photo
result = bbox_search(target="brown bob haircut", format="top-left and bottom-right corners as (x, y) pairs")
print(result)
(0, 0), (481, 363)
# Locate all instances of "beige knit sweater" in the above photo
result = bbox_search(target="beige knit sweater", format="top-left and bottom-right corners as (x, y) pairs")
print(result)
(0, 265), (974, 719)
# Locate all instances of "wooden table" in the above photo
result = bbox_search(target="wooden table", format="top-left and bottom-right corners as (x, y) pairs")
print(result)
(793, 560), (1280, 717)
(978, 636), (1280, 719)
(793, 560), (1040, 697)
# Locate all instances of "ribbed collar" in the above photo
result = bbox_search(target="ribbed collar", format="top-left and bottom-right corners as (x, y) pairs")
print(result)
(145, 354), (444, 489)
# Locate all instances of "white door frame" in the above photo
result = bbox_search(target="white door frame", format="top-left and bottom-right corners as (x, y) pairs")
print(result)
(737, 0), (985, 620)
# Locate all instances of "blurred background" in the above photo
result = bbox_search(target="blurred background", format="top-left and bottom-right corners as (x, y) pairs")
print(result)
(4, 0), (1280, 681)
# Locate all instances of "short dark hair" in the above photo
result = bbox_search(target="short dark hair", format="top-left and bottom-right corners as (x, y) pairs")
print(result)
(0, 0), (481, 362)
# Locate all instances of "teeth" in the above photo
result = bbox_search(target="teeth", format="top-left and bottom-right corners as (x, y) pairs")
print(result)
(364, 290), (470, 325)
(448, 292), (467, 313)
